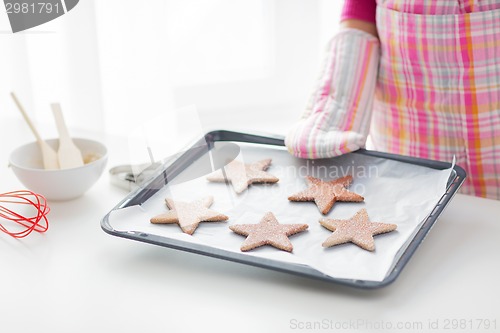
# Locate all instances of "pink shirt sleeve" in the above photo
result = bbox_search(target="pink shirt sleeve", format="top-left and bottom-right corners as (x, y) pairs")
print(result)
(341, 0), (377, 24)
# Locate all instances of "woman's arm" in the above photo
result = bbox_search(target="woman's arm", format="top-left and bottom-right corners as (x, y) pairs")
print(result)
(341, 19), (378, 37)
(284, 0), (380, 159)
(341, 0), (378, 37)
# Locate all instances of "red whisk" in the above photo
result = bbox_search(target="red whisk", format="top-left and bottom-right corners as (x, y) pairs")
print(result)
(0, 190), (49, 238)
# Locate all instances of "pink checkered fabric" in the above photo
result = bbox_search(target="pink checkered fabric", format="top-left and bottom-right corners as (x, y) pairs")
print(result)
(372, 0), (500, 199)
(380, 0), (500, 14)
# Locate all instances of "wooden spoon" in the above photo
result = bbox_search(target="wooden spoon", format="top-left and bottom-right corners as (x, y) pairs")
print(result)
(51, 103), (84, 169)
(10, 92), (59, 170)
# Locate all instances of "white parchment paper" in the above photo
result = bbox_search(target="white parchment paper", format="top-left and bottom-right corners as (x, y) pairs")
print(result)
(108, 143), (452, 282)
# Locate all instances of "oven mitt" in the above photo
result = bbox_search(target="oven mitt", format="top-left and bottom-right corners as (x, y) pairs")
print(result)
(285, 28), (380, 159)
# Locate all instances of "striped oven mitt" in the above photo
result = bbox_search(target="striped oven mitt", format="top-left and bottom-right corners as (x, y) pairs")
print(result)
(285, 28), (380, 159)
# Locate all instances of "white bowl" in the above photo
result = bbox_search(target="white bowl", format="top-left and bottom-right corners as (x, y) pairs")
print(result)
(9, 138), (108, 201)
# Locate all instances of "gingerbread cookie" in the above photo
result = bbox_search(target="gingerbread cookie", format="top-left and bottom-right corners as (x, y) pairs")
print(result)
(206, 159), (279, 194)
(229, 212), (308, 252)
(150, 196), (228, 235)
(320, 208), (397, 251)
(288, 175), (364, 214)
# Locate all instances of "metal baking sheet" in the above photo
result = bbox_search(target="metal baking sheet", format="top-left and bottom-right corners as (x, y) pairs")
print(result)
(101, 130), (466, 288)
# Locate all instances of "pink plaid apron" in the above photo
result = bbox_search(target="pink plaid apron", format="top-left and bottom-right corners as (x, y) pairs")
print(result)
(371, 0), (500, 200)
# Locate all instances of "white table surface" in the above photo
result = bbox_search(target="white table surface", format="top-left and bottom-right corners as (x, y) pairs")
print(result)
(1, 116), (499, 333)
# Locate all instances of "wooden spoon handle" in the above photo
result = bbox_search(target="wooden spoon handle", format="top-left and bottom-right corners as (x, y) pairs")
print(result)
(51, 103), (71, 143)
(10, 92), (43, 143)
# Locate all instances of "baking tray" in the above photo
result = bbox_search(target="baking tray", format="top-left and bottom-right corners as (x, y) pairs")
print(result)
(101, 130), (466, 289)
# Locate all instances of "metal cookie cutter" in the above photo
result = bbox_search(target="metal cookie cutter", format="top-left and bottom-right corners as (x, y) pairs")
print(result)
(109, 161), (164, 191)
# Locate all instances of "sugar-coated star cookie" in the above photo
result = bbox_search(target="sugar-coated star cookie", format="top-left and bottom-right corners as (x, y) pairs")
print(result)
(288, 175), (364, 214)
(206, 159), (279, 194)
(230, 212), (308, 252)
(150, 196), (228, 235)
(320, 208), (397, 251)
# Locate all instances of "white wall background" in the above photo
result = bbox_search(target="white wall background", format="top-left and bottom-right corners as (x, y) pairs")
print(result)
(0, 0), (342, 141)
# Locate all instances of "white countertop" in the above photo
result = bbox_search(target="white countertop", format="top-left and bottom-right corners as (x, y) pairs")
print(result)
(1, 117), (499, 333)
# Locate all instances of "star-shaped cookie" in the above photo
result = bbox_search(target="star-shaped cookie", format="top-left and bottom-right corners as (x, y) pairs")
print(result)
(150, 196), (228, 235)
(320, 208), (397, 251)
(288, 175), (364, 214)
(229, 212), (308, 252)
(206, 158), (279, 193)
